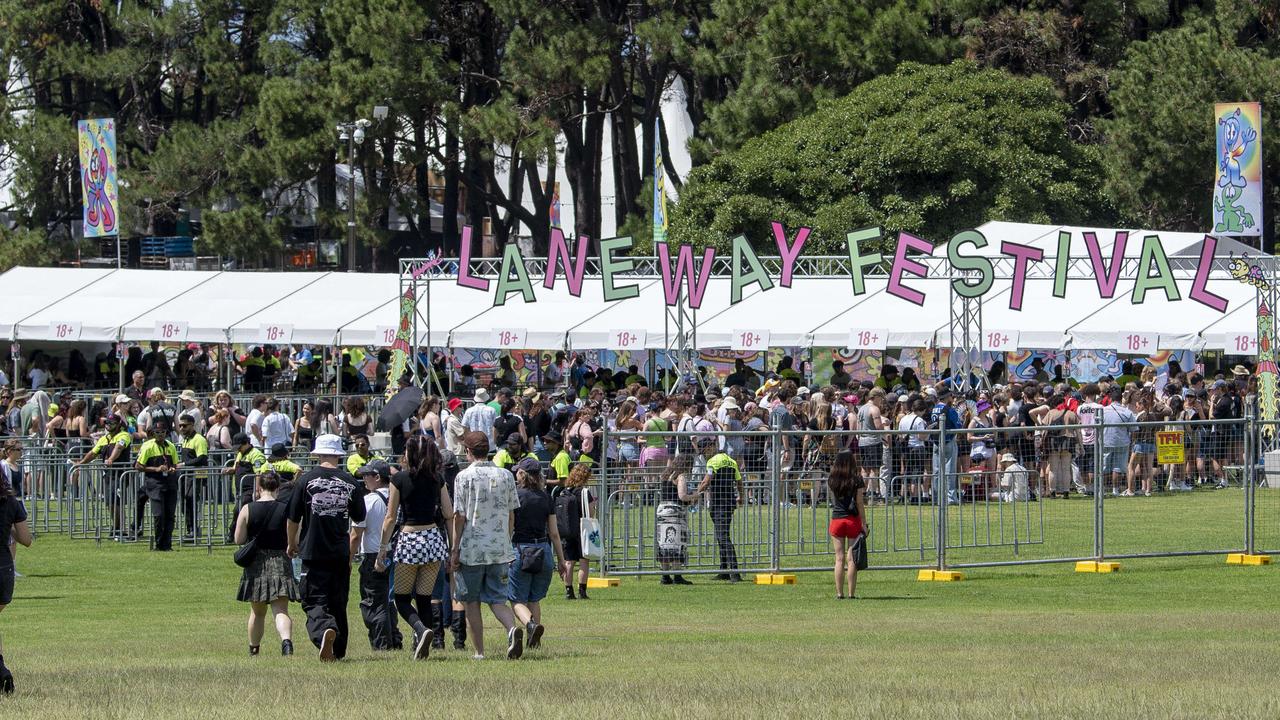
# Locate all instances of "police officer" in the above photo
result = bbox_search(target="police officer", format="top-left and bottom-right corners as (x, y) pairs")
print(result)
(176, 416), (209, 541)
(74, 414), (133, 539)
(134, 418), (180, 551)
(225, 432), (267, 541)
(266, 443), (302, 499)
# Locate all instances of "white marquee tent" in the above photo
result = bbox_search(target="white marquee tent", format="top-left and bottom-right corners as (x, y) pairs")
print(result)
(0, 222), (1267, 355)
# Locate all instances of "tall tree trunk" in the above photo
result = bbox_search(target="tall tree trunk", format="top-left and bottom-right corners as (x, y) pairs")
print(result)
(443, 117), (460, 256)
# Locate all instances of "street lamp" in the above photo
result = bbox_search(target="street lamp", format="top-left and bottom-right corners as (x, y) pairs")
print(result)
(336, 118), (372, 271)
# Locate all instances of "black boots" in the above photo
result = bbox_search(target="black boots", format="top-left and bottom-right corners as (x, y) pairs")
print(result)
(450, 611), (467, 650)
(431, 604), (446, 649)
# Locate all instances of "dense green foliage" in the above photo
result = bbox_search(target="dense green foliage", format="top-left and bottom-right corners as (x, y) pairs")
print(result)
(670, 61), (1110, 251)
(1, 0), (1279, 262)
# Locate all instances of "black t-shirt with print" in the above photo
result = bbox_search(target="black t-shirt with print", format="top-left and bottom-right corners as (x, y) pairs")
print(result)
(287, 466), (366, 562)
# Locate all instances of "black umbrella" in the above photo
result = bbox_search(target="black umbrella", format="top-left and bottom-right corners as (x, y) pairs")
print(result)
(378, 385), (425, 430)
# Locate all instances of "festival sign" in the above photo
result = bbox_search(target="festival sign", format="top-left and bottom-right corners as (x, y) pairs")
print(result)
(1156, 431), (1186, 465)
(77, 118), (119, 238)
(1214, 102), (1263, 237)
(456, 224), (1233, 316)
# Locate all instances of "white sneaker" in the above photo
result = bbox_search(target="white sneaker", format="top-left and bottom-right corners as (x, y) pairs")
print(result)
(471, 653), (485, 660)
(1120, 490), (1135, 497)
(1143, 491), (1152, 497)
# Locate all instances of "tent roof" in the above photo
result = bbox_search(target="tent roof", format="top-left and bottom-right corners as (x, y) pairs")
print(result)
(0, 267), (116, 341)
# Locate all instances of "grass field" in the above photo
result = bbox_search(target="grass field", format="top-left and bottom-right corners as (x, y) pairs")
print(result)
(3, 493), (1280, 719)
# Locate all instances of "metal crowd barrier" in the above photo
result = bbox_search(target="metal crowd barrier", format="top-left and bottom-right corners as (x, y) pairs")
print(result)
(597, 416), (1259, 576)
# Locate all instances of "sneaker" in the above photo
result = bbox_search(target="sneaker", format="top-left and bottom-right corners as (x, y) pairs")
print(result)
(0, 667), (12, 695)
(526, 622), (544, 650)
(1120, 490), (1135, 497)
(472, 654), (485, 660)
(414, 629), (434, 660)
(319, 628), (337, 662)
(565, 587), (576, 600)
(1216, 481), (1229, 489)
(281, 640), (294, 656)
(1143, 491), (1152, 497)
(249, 645), (260, 656)
(506, 627), (524, 660)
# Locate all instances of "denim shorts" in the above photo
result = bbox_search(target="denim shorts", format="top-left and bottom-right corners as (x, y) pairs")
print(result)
(508, 541), (555, 604)
(455, 562), (509, 605)
(1102, 446), (1129, 475)
(1133, 443), (1155, 456)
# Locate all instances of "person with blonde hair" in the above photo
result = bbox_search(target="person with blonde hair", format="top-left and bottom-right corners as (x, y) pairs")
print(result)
(554, 463), (596, 599)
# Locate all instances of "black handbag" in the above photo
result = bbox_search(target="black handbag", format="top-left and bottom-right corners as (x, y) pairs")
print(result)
(518, 543), (546, 573)
(234, 502), (282, 568)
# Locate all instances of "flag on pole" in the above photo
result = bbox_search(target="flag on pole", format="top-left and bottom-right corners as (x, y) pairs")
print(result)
(652, 116), (668, 247)
(78, 118), (119, 238)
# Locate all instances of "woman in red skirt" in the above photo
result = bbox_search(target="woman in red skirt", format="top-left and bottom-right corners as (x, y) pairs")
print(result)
(826, 451), (866, 599)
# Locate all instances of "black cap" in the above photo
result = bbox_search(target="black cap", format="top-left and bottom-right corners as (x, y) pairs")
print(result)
(270, 442), (289, 458)
(357, 460), (391, 480)
(506, 432), (523, 446)
(541, 433), (560, 444)
(232, 432), (251, 446)
(514, 457), (542, 476)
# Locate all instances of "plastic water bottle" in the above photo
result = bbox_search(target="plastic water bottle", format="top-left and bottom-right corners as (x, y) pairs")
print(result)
(292, 557), (304, 581)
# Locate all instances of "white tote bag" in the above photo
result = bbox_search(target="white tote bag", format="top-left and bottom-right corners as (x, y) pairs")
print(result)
(578, 488), (603, 560)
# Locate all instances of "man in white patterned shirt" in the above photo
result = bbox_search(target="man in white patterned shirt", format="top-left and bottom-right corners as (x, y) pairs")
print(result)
(450, 431), (523, 660)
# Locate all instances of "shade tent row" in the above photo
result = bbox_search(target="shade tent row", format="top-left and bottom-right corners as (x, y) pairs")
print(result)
(0, 222), (1267, 353)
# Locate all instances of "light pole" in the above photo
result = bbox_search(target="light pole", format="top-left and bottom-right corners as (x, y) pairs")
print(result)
(336, 118), (370, 271)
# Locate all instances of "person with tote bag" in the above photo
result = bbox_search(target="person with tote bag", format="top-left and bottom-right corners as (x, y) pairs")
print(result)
(554, 464), (598, 599)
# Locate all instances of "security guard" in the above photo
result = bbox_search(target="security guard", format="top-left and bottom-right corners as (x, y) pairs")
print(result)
(492, 432), (527, 470)
(225, 432), (268, 539)
(345, 434), (383, 476)
(239, 347), (267, 393)
(177, 415), (209, 541)
(135, 418), (181, 551)
(263, 344), (282, 389)
(74, 414), (133, 539)
(265, 442), (302, 499)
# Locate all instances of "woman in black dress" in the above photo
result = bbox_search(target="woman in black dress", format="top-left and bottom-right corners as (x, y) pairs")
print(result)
(233, 470), (298, 656)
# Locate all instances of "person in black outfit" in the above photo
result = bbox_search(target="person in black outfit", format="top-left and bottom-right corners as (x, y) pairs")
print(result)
(286, 434), (366, 661)
(0, 470), (32, 693)
(695, 437), (744, 582)
(134, 419), (180, 551)
(234, 470), (298, 656)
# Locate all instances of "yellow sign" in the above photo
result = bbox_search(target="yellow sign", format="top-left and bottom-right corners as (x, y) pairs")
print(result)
(1156, 431), (1185, 465)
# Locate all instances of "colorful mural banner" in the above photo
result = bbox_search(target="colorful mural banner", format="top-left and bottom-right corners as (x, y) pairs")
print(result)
(78, 118), (119, 238)
(1214, 102), (1263, 237)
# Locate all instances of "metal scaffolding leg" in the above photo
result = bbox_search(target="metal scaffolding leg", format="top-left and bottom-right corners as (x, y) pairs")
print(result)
(664, 285), (700, 392)
(948, 279), (983, 393)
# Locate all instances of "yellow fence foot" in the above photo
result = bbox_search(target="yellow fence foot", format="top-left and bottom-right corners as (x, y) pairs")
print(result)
(753, 573), (797, 585)
(1075, 561), (1121, 573)
(1227, 553), (1272, 566)
(917, 570), (964, 582)
(585, 577), (619, 589)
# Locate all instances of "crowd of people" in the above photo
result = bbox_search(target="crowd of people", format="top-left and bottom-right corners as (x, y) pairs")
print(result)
(0, 347), (1261, 676)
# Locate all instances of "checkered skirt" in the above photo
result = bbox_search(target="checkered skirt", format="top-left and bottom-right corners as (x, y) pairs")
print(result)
(392, 527), (448, 565)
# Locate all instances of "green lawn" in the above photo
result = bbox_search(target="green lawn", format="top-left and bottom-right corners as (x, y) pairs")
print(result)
(3, 508), (1280, 719)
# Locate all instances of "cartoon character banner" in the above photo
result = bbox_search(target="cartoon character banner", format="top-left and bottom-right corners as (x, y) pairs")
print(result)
(78, 118), (119, 238)
(1214, 102), (1263, 237)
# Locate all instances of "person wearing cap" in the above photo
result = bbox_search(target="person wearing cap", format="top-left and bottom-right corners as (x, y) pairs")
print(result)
(493, 433), (528, 470)
(177, 389), (204, 434)
(996, 453), (1030, 502)
(225, 433), (269, 538)
(176, 414), (210, 541)
(450, 430), (525, 659)
(507, 456), (565, 652)
(349, 460), (404, 653)
(444, 398), (466, 456)
(266, 443), (302, 490)
(462, 389), (498, 448)
(75, 414), (133, 539)
(696, 437), (743, 582)
(345, 434), (383, 476)
(286, 433), (367, 661)
(134, 418), (181, 550)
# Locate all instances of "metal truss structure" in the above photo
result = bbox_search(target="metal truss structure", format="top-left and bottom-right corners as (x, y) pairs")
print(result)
(401, 250), (1253, 394)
